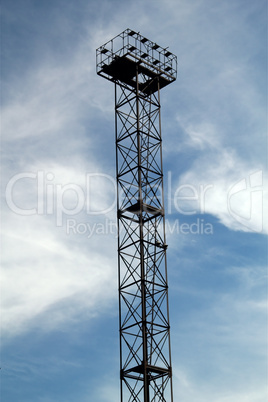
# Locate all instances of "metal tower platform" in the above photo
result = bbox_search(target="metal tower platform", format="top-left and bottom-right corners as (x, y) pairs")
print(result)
(96, 29), (177, 402)
(96, 29), (177, 95)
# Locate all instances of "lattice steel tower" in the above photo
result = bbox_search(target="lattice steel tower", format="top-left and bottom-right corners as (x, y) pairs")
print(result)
(96, 29), (177, 402)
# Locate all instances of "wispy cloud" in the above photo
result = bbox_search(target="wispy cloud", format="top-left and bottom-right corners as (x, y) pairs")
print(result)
(1, 15), (121, 339)
(173, 133), (267, 233)
(1, 210), (117, 338)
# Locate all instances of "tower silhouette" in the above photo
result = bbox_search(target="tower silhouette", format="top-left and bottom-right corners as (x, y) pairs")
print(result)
(96, 29), (177, 401)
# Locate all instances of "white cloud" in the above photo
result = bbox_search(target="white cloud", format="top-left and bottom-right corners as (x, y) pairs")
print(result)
(0, 17), (125, 341)
(176, 117), (220, 150)
(160, 0), (266, 236)
(1, 153), (119, 339)
(1, 210), (118, 338)
(172, 117), (268, 233)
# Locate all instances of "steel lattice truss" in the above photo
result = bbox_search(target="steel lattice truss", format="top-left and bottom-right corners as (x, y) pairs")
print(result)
(96, 29), (177, 402)
(116, 82), (172, 401)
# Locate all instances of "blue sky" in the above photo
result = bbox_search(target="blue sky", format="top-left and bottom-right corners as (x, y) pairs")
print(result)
(1, 0), (267, 401)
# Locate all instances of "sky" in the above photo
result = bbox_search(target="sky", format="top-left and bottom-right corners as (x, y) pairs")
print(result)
(1, 0), (267, 401)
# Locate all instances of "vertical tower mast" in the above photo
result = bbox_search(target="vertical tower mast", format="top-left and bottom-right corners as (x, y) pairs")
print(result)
(96, 29), (177, 401)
